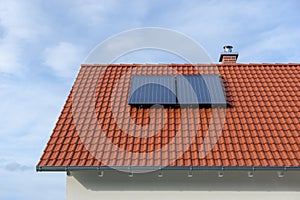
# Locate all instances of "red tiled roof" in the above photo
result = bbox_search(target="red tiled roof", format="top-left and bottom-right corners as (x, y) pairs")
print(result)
(37, 64), (300, 169)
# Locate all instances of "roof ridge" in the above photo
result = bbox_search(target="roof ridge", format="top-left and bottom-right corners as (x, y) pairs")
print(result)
(80, 63), (300, 68)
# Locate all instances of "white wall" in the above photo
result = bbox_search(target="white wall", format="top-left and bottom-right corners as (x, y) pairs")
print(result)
(66, 170), (300, 200)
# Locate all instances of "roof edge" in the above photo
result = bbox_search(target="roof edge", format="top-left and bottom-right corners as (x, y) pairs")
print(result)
(36, 166), (300, 172)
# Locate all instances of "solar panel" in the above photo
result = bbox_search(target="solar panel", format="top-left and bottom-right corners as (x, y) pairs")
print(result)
(176, 75), (226, 105)
(202, 75), (227, 104)
(128, 76), (177, 105)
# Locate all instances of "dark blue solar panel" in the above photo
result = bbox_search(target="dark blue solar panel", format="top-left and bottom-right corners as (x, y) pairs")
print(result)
(128, 76), (177, 105)
(176, 75), (226, 105)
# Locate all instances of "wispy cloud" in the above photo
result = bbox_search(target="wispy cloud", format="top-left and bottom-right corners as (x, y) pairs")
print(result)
(44, 42), (84, 78)
(148, 0), (300, 62)
(0, 0), (43, 39)
(0, 0), (48, 74)
(241, 26), (300, 62)
(0, 40), (21, 74)
(1, 161), (31, 172)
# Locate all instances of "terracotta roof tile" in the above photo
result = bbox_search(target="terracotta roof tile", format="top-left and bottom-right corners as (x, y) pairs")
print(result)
(37, 64), (300, 168)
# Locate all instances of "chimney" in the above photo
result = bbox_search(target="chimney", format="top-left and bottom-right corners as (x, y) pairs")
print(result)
(219, 45), (239, 64)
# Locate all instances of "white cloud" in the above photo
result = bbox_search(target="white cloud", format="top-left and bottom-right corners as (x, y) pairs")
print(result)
(240, 26), (300, 63)
(0, 0), (32, 39)
(151, 0), (300, 63)
(0, 39), (21, 74)
(0, 0), (48, 74)
(44, 42), (84, 78)
(1, 161), (31, 171)
(0, 0), (46, 39)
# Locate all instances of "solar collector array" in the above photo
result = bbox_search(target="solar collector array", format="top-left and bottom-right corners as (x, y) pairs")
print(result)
(128, 75), (226, 105)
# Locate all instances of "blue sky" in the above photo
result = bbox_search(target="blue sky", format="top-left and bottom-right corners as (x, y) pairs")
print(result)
(0, 0), (300, 199)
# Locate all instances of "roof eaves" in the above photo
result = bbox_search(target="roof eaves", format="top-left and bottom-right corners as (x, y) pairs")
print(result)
(36, 166), (300, 172)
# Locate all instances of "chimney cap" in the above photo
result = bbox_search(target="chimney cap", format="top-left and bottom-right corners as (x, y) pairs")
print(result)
(223, 45), (233, 53)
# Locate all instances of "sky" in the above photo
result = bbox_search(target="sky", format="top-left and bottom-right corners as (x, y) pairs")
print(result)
(0, 0), (299, 199)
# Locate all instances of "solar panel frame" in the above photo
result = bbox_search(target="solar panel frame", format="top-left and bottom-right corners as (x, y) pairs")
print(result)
(128, 75), (177, 105)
